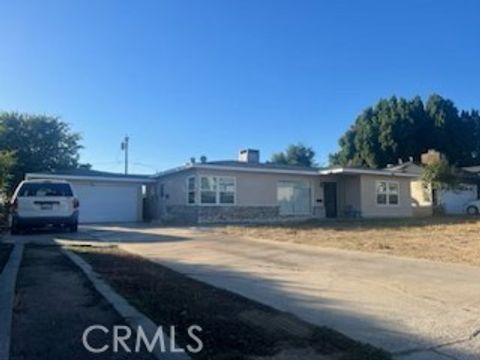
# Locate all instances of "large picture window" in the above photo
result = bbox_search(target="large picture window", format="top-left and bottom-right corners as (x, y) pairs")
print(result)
(376, 181), (399, 206)
(187, 175), (236, 205)
(277, 181), (311, 215)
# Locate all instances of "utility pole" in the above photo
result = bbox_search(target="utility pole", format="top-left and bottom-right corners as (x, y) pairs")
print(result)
(121, 135), (129, 174)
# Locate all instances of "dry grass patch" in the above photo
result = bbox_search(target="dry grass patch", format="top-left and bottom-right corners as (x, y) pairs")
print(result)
(214, 216), (480, 266)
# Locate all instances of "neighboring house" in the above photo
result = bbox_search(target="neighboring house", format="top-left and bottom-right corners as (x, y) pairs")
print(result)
(388, 159), (480, 216)
(387, 162), (433, 217)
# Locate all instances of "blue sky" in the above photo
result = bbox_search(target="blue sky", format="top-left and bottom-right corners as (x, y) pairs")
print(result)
(1, 0), (479, 174)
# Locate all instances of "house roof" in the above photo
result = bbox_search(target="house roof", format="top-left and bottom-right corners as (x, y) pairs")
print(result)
(155, 160), (418, 178)
(383, 162), (424, 174)
(319, 166), (419, 177)
(385, 162), (480, 181)
(156, 161), (322, 176)
(203, 160), (321, 172)
(26, 168), (156, 183)
(29, 160), (426, 183)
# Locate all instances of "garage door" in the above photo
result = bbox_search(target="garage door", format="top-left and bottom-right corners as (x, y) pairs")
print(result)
(440, 184), (478, 214)
(72, 182), (141, 223)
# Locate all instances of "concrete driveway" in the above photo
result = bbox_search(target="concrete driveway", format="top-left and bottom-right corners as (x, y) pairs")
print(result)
(18, 224), (480, 359)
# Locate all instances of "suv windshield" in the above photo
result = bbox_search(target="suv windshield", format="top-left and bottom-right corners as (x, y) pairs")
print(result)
(18, 183), (73, 197)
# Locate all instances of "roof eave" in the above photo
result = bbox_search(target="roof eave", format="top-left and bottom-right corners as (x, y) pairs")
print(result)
(318, 167), (419, 178)
(192, 164), (319, 175)
(155, 164), (420, 178)
(25, 173), (156, 183)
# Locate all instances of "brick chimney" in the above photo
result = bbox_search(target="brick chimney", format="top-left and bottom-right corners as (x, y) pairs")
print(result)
(421, 149), (444, 165)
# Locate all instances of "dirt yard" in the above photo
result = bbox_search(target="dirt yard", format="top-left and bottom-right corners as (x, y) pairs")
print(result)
(11, 245), (154, 360)
(214, 216), (480, 267)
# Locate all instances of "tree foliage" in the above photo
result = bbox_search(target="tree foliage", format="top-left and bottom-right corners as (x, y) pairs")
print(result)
(421, 158), (460, 190)
(330, 94), (480, 168)
(271, 143), (316, 167)
(0, 112), (83, 194)
(0, 151), (14, 192)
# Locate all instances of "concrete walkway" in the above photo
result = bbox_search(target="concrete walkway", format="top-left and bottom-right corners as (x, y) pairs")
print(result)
(73, 225), (480, 360)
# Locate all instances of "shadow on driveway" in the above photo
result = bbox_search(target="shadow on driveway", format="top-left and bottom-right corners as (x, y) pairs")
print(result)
(4, 224), (193, 245)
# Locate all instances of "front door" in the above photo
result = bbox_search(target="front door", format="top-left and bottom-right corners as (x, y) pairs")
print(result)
(323, 182), (337, 218)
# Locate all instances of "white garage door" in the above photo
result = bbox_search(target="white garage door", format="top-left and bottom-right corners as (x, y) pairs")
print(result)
(440, 184), (478, 214)
(72, 182), (141, 223)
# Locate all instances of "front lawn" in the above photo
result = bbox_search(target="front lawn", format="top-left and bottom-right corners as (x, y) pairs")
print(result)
(214, 216), (480, 267)
(71, 245), (391, 360)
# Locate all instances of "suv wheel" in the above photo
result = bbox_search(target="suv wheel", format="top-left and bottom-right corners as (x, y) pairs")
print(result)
(466, 206), (479, 215)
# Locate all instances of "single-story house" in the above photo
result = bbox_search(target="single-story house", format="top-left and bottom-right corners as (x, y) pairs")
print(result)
(30, 148), (480, 224)
(144, 149), (418, 224)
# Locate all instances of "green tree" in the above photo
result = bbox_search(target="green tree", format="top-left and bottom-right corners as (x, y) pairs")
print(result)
(0, 151), (14, 192)
(271, 143), (316, 167)
(0, 112), (83, 194)
(421, 158), (460, 191)
(330, 94), (480, 168)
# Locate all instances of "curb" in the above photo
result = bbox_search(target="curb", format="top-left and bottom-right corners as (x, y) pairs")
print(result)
(0, 243), (24, 360)
(61, 248), (191, 360)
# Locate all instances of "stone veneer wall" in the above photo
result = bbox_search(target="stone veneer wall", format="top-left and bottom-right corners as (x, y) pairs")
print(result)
(164, 205), (199, 224)
(164, 205), (323, 224)
(198, 206), (280, 224)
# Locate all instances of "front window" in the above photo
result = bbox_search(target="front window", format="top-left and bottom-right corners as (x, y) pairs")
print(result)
(187, 176), (196, 204)
(376, 181), (399, 206)
(218, 177), (235, 204)
(187, 175), (236, 205)
(200, 176), (217, 204)
(277, 181), (311, 215)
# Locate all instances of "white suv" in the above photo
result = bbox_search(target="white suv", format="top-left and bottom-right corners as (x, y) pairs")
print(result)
(10, 179), (79, 234)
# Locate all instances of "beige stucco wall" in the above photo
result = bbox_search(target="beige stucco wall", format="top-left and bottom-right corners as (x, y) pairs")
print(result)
(156, 169), (195, 205)
(359, 174), (413, 218)
(146, 169), (195, 219)
(196, 169), (320, 208)
(155, 168), (321, 211)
